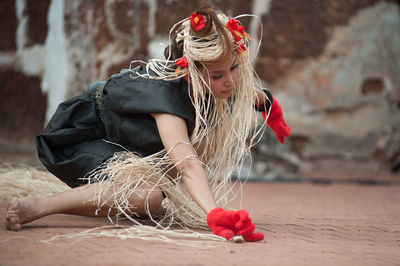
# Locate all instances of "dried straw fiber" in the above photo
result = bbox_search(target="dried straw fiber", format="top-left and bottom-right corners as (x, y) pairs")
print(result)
(0, 163), (69, 202)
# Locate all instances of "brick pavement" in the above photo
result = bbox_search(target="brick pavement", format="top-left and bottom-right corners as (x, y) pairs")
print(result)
(1, 182), (400, 266)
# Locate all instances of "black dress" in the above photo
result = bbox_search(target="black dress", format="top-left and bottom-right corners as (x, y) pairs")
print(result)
(36, 67), (195, 188)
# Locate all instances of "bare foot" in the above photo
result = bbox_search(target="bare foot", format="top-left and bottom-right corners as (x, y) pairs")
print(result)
(5, 199), (42, 231)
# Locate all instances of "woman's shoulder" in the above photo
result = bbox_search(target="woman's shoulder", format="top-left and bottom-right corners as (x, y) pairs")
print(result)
(107, 66), (186, 92)
(101, 66), (193, 117)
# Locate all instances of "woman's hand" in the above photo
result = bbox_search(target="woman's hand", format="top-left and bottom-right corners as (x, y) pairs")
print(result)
(206, 207), (264, 242)
(262, 96), (290, 144)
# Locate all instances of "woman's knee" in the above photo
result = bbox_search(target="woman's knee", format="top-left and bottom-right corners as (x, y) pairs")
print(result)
(144, 188), (163, 213)
(129, 185), (163, 214)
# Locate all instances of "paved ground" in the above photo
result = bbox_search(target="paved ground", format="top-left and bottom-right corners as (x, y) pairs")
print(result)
(1, 181), (400, 266)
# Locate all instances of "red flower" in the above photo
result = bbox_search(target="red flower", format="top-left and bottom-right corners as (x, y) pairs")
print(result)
(226, 18), (252, 43)
(235, 42), (247, 55)
(189, 13), (205, 31)
(175, 56), (188, 76)
(175, 56), (188, 68)
(226, 19), (244, 42)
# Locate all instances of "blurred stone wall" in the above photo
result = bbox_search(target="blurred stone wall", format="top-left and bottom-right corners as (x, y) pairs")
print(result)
(0, 0), (399, 176)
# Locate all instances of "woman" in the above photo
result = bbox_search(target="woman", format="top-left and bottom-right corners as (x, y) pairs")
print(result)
(5, 6), (290, 242)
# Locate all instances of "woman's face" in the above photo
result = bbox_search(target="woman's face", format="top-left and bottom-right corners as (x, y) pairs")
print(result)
(201, 55), (238, 99)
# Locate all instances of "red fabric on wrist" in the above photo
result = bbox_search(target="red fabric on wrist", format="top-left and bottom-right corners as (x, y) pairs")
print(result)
(262, 96), (290, 144)
(207, 207), (237, 240)
(206, 207), (264, 242)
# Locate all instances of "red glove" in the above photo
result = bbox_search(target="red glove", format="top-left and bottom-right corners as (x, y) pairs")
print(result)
(206, 207), (264, 242)
(262, 96), (290, 144)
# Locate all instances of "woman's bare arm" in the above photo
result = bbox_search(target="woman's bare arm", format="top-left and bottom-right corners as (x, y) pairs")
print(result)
(151, 113), (217, 213)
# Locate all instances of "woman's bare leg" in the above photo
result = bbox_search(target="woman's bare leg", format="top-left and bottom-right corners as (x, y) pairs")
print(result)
(4, 180), (164, 231)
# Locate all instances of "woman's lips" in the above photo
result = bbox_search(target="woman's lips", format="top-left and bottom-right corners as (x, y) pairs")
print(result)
(221, 89), (233, 94)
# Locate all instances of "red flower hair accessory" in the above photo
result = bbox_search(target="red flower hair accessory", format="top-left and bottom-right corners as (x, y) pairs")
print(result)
(189, 13), (205, 31)
(226, 18), (251, 55)
(236, 42), (247, 55)
(175, 56), (188, 75)
(226, 19), (245, 42)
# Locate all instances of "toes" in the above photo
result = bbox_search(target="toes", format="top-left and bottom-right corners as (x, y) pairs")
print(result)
(10, 216), (20, 224)
(9, 223), (21, 231)
(6, 202), (20, 217)
(4, 219), (21, 231)
(6, 210), (18, 219)
(7, 202), (20, 211)
(6, 211), (19, 220)
(5, 202), (22, 231)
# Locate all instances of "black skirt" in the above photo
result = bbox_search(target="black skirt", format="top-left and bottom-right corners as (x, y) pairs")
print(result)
(36, 68), (195, 187)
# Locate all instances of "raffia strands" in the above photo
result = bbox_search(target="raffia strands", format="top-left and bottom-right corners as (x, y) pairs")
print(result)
(85, 147), (210, 229)
(78, 148), (228, 245)
(40, 225), (225, 249)
(0, 163), (69, 202)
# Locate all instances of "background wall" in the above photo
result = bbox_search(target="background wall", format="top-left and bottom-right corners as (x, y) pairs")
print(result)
(1, 0), (399, 179)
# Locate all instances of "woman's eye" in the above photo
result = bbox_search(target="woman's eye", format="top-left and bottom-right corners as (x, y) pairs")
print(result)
(211, 64), (237, 80)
